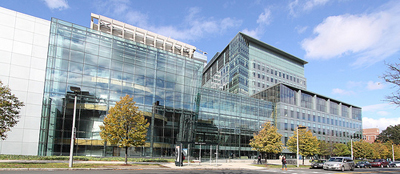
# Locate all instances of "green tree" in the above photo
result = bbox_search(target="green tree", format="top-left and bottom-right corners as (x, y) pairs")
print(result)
(371, 142), (391, 159)
(317, 140), (332, 159)
(287, 127), (318, 165)
(249, 121), (283, 164)
(0, 81), (24, 140)
(100, 95), (149, 164)
(333, 143), (350, 156)
(353, 140), (373, 159)
(376, 124), (400, 145)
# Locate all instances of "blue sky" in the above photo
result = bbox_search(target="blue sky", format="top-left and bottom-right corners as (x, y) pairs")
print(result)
(2, 0), (400, 131)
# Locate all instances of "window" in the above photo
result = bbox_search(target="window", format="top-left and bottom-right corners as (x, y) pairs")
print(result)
(271, 69), (274, 74)
(283, 73), (285, 78)
(258, 64), (260, 70)
(253, 63), (255, 68)
(258, 73), (260, 78)
(262, 75), (265, 79)
(253, 72), (255, 77)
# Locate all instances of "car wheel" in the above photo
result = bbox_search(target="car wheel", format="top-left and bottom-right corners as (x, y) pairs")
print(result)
(341, 166), (345, 172)
(350, 166), (354, 171)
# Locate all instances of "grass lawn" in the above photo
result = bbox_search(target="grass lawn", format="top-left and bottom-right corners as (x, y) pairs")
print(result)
(0, 163), (163, 168)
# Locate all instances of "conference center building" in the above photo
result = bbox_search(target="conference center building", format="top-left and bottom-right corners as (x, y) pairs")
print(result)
(0, 6), (362, 159)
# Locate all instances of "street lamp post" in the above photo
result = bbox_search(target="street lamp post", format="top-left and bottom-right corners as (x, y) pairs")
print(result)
(393, 143), (395, 162)
(69, 86), (80, 168)
(297, 126), (306, 167)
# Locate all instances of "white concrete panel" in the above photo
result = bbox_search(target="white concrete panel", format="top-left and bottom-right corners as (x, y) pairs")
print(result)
(14, 29), (34, 44)
(11, 53), (31, 67)
(24, 116), (41, 130)
(28, 80), (45, 93)
(34, 22), (50, 36)
(0, 142), (22, 155)
(12, 41), (32, 56)
(33, 33), (49, 47)
(0, 11), (16, 28)
(0, 62), (10, 76)
(0, 76), (9, 85)
(25, 103), (43, 118)
(29, 68), (46, 82)
(31, 57), (47, 70)
(8, 77), (29, 91)
(27, 92), (43, 105)
(15, 16), (35, 32)
(0, 50), (12, 63)
(0, 38), (13, 52)
(3, 128), (24, 141)
(0, 25), (14, 40)
(31, 45), (48, 59)
(10, 65), (30, 79)
(35, 17), (50, 26)
(21, 142), (38, 155)
(0, 6), (17, 16)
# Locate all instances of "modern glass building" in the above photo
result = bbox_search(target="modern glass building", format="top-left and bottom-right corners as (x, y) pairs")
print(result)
(0, 7), (362, 158)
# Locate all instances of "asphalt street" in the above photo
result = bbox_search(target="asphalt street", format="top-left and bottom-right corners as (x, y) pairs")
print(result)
(0, 168), (400, 174)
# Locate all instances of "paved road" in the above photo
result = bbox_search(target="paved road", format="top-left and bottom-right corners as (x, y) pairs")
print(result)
(0, 168), (400, 174)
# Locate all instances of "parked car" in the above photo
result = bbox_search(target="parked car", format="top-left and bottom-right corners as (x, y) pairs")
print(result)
(323, 157), (355, 171)
(355, 161), (372, 168)
(311, 159), (326, 169)
(370, 159), (390, 168)
(389, 161), (400, 167)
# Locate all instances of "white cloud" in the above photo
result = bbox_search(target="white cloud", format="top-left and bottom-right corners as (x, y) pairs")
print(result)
(43, 0), (69, 10)
(289, 0), (329, 17)
(94, 2), (242, 42)
(257, 8), (272, 25)
(363, 117), (400, 131)
(332, 88), (355, 95)
(301, 1), (400, 67)
(295, 26), (308, 34)
(362, 103), (393, 112)
(367, 81), (385, 90)
(241, 8), (272, 39)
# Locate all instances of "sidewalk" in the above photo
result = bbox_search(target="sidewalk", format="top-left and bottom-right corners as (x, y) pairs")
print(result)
(0, 159), (307, 171)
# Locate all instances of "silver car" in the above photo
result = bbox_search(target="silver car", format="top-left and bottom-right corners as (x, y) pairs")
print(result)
(323, 157), (355, 171)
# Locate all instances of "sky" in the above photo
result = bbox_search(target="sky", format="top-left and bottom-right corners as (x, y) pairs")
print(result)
(2, 0), (400, 132)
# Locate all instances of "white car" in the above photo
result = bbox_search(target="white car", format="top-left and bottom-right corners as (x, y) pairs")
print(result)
(323, 157), (355, 171)
(390, 161), (400, 167)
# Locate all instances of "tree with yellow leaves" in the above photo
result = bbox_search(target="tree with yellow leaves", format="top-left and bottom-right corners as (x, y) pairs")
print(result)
(100, 95), (149, 164)
(287, 127), (318, 165)
(249, 121), (283, 164)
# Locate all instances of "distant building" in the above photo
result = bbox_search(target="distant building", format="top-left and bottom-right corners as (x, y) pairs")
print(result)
(363, 128), (380, 143)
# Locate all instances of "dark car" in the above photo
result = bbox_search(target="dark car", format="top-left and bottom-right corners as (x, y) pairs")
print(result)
(355, 161), (372, 168)
(389, 161), (400, 167)
(311, 159), (326, 169)
(370, 159), (390, 168)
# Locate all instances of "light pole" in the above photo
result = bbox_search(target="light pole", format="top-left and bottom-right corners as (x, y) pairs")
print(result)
(69, 86), (80, 168)
(296, 126), (306, 167)
(393, 143), (395, 162)
(351, 139), (353, 160)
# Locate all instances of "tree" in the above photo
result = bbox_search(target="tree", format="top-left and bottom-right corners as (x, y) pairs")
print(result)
(317, 140), (332, 159)
(333, 143), (350, 156)
(100, 95), (149, 164)
(376, 124), (400, 145)
(0, 81), (24, 140)
(371, 141), (391, 159)
(249, 121), (283, 164)
(353, 140), (374, 159)
(382, 60), (400, 105)
(287, 127), (319, 165)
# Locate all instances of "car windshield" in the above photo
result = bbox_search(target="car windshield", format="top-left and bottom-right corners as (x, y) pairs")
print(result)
(357, 161), (365, 164)
(315, 160), (325, 163)
(328, 158), (343, 162)
(373, 159), (382, 162)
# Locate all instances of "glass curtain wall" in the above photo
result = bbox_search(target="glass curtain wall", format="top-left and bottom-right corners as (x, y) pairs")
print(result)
(38, 18), (203, 157)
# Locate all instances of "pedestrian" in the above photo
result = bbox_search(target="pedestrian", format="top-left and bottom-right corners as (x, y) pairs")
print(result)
(257, 154), (262, 164)
(282, 156), (287, 170)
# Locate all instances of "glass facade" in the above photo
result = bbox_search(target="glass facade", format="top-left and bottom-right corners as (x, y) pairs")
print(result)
(38, 18), (274, 158)
(39, 18), (203, 156)
(252, 84), (363, 147)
